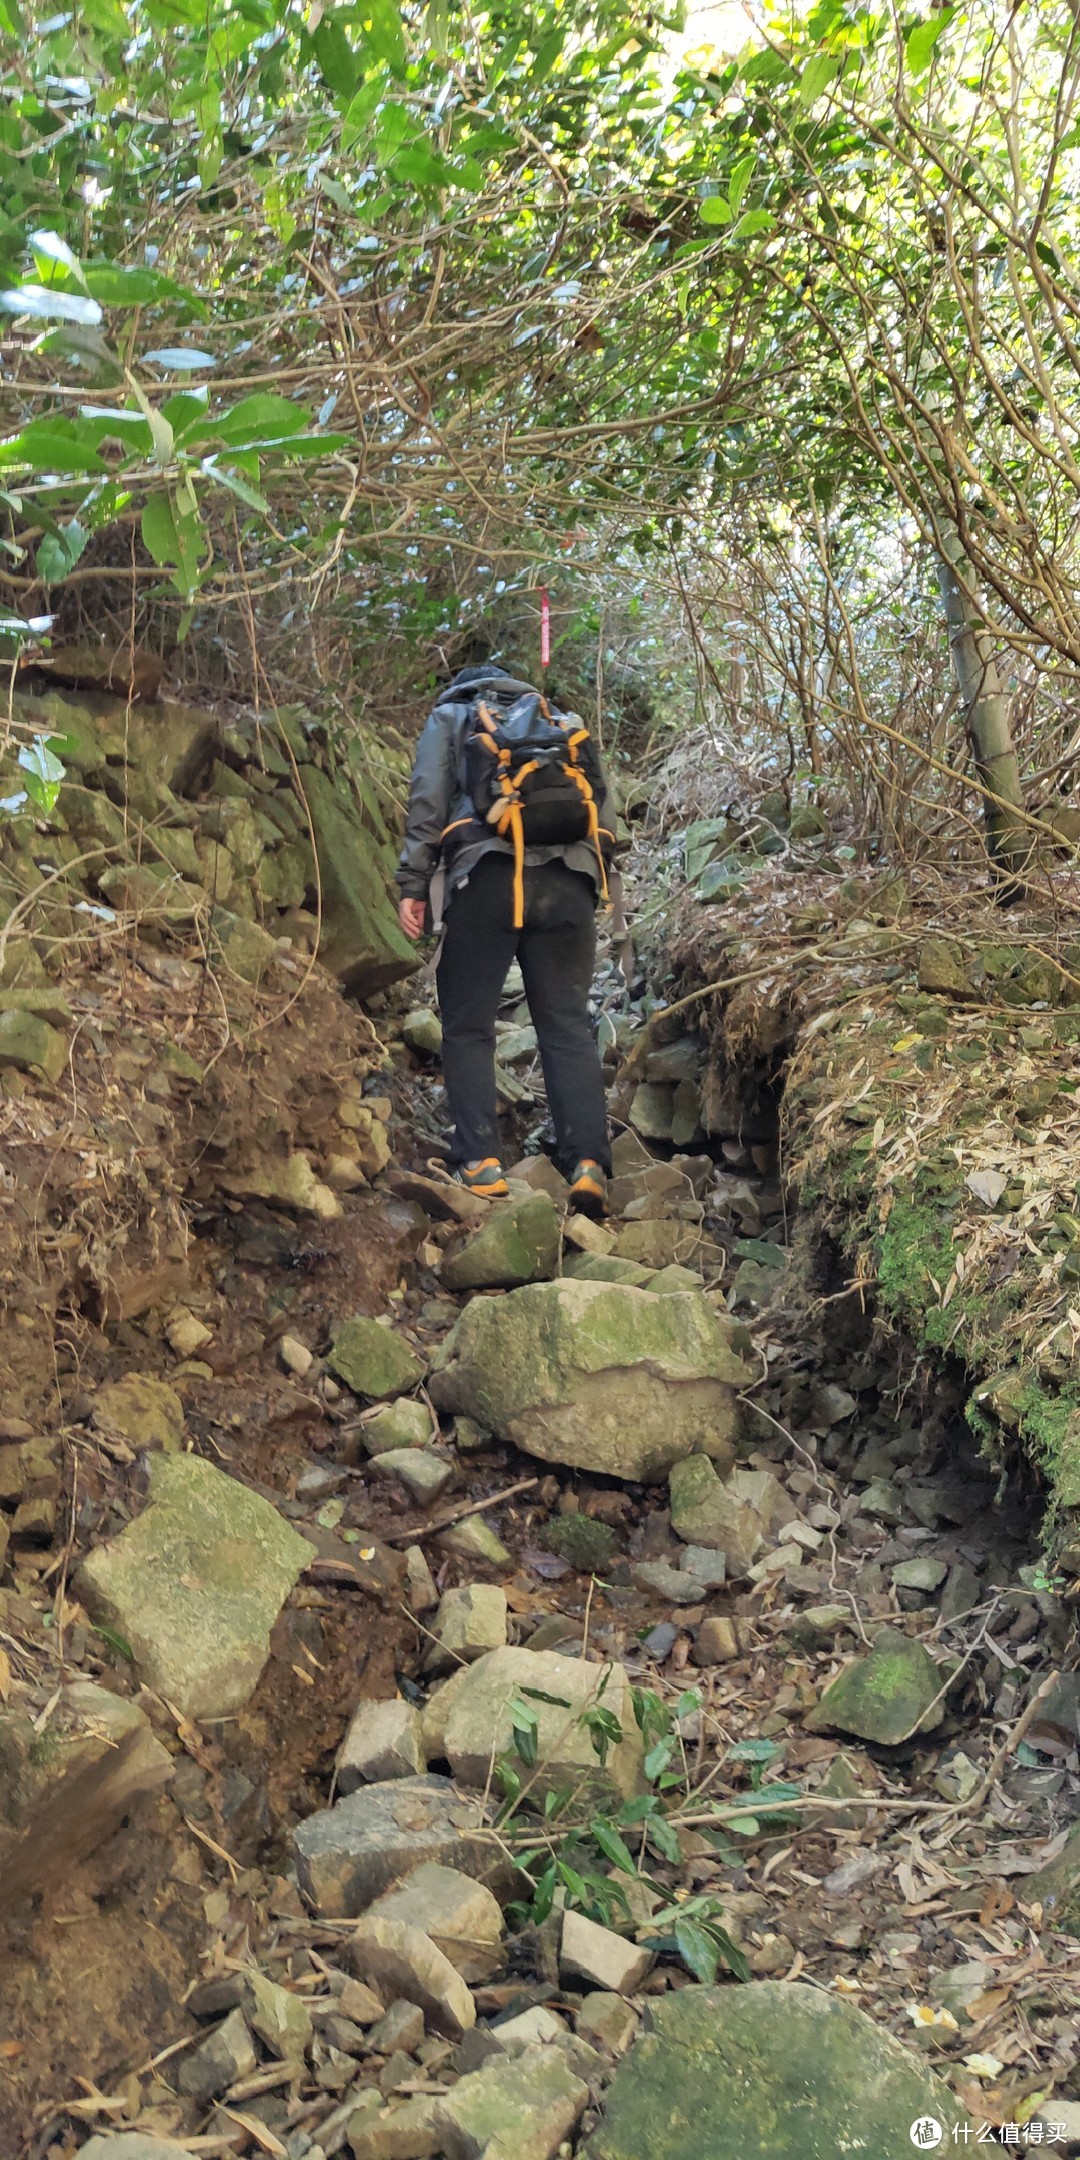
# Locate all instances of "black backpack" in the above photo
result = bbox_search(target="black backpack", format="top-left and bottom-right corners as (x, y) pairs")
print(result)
(459, 690), (609, 924)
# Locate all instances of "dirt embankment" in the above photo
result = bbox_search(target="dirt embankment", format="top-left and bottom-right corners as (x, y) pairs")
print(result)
(654, 833), (1080, 1558)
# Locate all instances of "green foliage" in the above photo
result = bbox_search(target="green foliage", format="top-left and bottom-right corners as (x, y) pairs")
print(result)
(499, 1678), (805, 1986)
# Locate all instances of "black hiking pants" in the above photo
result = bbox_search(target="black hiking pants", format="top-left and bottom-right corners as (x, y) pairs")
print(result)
(436, 854), (610, 1173)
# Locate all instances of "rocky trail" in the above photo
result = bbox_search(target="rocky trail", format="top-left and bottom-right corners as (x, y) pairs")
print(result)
(1, 688), (1080, 2158)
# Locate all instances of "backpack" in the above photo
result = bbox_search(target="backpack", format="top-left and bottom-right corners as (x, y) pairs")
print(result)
(454, 690), (609, 926)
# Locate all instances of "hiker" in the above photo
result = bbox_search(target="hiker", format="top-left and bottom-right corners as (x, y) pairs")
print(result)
(396, 664), (617, 1216)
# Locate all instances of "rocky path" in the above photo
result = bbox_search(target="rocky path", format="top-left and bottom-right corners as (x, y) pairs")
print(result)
(6, 977), (1080, 2160)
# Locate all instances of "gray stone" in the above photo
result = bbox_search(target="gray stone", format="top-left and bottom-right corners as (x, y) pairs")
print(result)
(404, 1544), (438, 1613)
(348, 2094), (442, 2160)
(891, 1557), (948, 1595)
(367, 1998), (427, 2054)
(629, 1083), (675, 1141)
(237, 1969), (313, 2061)
(441, 1193), (561, 1292)
(0, 1007), (67, 1081)
(577, 1992), (639, 2055)
(1022, 1820), (1080, 1934)
(561, 1909), (654, 1995)
(804, 1626), (946, 1745)
(218, 1144), (340, 1220)
(490, 2005), (568, 2051)
(610, 1221), (702, 1270)
(425, 1584), (507, 1672)
(337, 1699), (427, 1790)
(349, 1914), (476, 2039)
(210, 908), (282, 984)
(368, 1450), (454, 1505)
(506, 1155), (571, 1203)
(669, 1457), (780, 1577)
(330, 1317), (425, 1400)
(437, 2040), (589, 2160)
(860, 1477), (904, 1524)
(423, 1645), (643, 1808)
(177, 2006), (256, 2102)
(429, 1279), (750, 1482)
(929, 1960), (992, 2017)
(584, 1980), (970, 2160)
(404, 1009), (443, 1055)
(90, 1373), (185, 1454)
(630, 1560), (708, 1606)
(940, 1562), (982, 1621)
(292, 1775), (506, 1918)
(363, 1401), (433, 1454)
(366, 1863), (504, 1984)
(77, 1454), (311, 1721)
(439, 1516), (513, 1568)
(678, 1544), (727, 1589)
(692, 1617), (740, 1665)
(647, 1264), (705, 1295)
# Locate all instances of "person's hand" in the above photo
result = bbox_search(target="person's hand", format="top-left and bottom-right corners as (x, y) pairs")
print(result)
(398, 897), (427, 940)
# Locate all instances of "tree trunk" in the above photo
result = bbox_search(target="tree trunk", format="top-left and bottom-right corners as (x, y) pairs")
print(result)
(936, 530), (1028, 880)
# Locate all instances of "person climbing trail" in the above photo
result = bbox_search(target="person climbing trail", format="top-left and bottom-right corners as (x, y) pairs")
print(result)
(397, 663), (617, 1215)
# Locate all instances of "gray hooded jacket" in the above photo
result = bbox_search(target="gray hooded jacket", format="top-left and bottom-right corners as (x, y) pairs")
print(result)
(396, 667), (618, 905)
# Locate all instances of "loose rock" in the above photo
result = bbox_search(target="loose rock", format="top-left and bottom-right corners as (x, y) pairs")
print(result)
(404, 1544), (439, 1613)
(292, 1774), (506, 1917)
(330, 1317), (425, 1400)
(237, 1968), (313, 2061)
(90, 1373), (185, 1454)
(337, 1699), (427, 1790)
(437, 2040), (589, 2160)
(177, 2006), (257, 2102)
(430, 1279), (750, 1481)
(424, 1645), (643, 1805)
(692, 1617), (740, 1665)
(77, 1453), (311, 1721)
(561, 1909), (654, 1995)
(280, 1332), (314, 1376)
(363, 1400), (433, 1454)
(348, 2094), (442, 2160)
(349, 1914), (476, 2039)
(366, 1863), (505, 1984)
(425, 1584), (508, 1672)
(441, 1192), (562, 1291)
(576, 1993), (639, 2055)
(368, 1450), (454, 1505)
(669, 1456), (777, 1576)
(804, 1626), (946, 1745)
(439, 1516), (513, 1568)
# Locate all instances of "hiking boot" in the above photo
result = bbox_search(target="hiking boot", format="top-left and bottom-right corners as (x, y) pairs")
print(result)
(455, 1157), (509, 1199)
(569, 1158), (608, 1218)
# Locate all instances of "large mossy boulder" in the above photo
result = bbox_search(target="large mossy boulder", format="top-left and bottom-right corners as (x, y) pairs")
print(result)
(302, 764), (417, 995)
(429, 1279), (751, 1480)
(76, 1454), (311, 1721)
(441, 1192), (561, 1291)
(585, 1981), (970, 2160)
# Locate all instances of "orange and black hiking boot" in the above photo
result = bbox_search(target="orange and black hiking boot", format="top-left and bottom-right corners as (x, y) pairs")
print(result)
(569, 1158), (608, 1219)
(454, 1158), (509, 1199)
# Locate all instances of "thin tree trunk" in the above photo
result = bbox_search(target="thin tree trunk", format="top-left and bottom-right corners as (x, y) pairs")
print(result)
(936, 529), (1028, 879)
